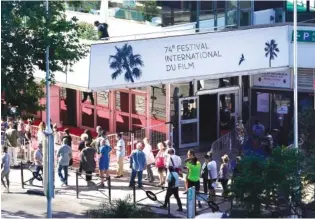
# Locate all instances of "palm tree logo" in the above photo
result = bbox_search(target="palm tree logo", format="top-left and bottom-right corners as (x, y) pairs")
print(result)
(264, 39), (280, 67)
(109, 43), (144, 83)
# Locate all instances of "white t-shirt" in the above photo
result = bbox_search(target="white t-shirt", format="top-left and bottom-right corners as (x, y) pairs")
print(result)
(143, 143), (154, 164)
(167, 154), (182, 168)
(2, 153), (11, 173)
(34, 149), (43, 166)
(116, 139), (125, 158)
(207, 160), (218, 180)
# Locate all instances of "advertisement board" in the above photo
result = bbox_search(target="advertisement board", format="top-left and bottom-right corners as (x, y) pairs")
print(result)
(89, 26), (289, 90)
(252, 72), (292, 89)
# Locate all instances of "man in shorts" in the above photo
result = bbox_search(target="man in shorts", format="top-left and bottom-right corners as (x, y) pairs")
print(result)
(207, 152), (218, 202)
(1, 146), (11, 192)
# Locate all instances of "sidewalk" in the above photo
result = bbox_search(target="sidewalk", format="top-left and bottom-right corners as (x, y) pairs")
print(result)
(2, 159), (232, 218)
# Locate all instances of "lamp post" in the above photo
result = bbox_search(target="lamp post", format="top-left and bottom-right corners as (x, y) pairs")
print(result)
(293, 0), (298, 149)
(44, 0), (54, 217)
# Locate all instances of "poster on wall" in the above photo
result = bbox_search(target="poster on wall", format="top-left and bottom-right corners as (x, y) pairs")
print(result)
(252, 72), (292, 89)
(89, 26), (289, 90)
(257, 93), (269, 113)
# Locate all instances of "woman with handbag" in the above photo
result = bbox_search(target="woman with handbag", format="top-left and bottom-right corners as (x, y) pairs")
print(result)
(155, 142), (167, 186)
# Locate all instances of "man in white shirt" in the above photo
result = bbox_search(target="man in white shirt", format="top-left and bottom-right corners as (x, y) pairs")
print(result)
(143, 138), (154, 182)
(206, 152), (218, 202)
(166, 148), (182, 174)
(114, 133), (125, 178)
(30, 143), (43, 185)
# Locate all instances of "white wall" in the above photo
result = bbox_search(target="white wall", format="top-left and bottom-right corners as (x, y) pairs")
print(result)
(288, 25), (315, 68)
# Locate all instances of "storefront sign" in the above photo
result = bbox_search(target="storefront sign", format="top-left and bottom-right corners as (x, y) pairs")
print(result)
(277, 105), (288, 114)
(292, 30), (315, 43)
(252, 72), (291, 89)
(89, 26), (289, 90)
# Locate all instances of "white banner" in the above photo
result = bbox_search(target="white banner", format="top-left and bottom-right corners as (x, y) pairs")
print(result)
(252, 71), (292, 89)
(89, 26), (289, 90)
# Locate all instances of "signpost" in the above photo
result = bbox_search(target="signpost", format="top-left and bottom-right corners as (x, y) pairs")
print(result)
(187, 187), (196, 218)
(291, 30), (315, 42)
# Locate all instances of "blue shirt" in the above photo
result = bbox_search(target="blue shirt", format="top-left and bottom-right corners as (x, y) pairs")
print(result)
(57, 144), (72, 166)
(130, 149), (146, 171)
(99, 145), (111, 163)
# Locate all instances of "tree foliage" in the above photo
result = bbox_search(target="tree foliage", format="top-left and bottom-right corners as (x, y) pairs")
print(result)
(77, 21), (98, 40)
(298, 109), (315, 153)
(1, 1), (87, 113)
(139, 1), (159, 22)
(231, 147), (314, 217)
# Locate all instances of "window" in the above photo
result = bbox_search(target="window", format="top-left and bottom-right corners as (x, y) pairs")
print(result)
(96, 91), (109, 106)
(132, 94), (146, 115)
(116, 91), (129, 113)
(96, 110), (110, 131)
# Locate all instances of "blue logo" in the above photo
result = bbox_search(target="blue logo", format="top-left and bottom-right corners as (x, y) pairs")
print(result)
(109, 43), (144, 83)
(264, 39), (280, 67)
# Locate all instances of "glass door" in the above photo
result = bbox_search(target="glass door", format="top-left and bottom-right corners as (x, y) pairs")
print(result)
(178, 96), (199, 148)
(218, 91), (239, 137)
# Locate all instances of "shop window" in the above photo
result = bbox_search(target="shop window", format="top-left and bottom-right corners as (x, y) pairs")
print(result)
(81, 92), (94, 105)
(82, 107), (94, 128)
(116, 114), (129, 132)
(96, 110), (110, 132)
(132, 117), (145, 131)
(96, 91), (109, 106)
(116, 91), (129, 113)
(132, 94), (145, 115)
(240, 10), (251, 26)
(150, 86), (166, 121)
(240, 0), (251, 9)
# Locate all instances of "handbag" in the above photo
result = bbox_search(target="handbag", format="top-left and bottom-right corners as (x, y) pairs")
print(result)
(155, 156), (165, 168)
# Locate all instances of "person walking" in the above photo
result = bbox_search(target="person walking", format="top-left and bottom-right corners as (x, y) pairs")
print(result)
(84, 129), (93, 143)
(78, 134), (88, 174)
(201, 154), (210, 194)
(30, 142), (43, 185)
(24, 119), (33, 162)
(56, 138), (72, 186)
(160, 166), (183, 211)
(1, 146), (11, 192)
(5, 123), (18, 167)
(81, 141), (97, 186)
(129, 143), (146, 188)
(185, 150), (202, 208)
(207, 151), (218, 202)
(143, 138), (155, 182)
(219, 154), (230, 196)
(99, 138), (112, 187)
(166, 148), (182, 176)
(62, 128), (72, 148)
(94, 21), (109, 40)
(155, 142), (167, 186)
(114, 133), (125, 178)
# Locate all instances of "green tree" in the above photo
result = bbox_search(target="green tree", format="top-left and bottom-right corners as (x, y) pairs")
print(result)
(67, 1), (101, 13)
(298, 109), (315, 154)
(1, 1), (87, 113)
(77, 21), (98, 40)
(139, 1), (159, 22)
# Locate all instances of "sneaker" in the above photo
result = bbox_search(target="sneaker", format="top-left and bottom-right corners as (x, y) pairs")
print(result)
(128, 184), (134, 188)
(114, 175), (121, 179)
(144, 178), (148, 180)
(160, 205), (167, 209)
(138, 185), (143, 189)
(183, 191), (187, 195)
(177, 208), (183, 212)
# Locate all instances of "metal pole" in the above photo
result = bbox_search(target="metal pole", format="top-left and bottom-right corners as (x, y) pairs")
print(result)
(293, 0), (298, 150)
(196, 0), (200, 33)
(45, 0), (54, 218)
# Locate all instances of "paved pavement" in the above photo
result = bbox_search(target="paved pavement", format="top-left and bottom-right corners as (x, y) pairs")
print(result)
(1, 154), (232, 218)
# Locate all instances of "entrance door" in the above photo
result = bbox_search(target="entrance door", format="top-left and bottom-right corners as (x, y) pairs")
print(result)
(178, 96), (199, 148)
(218, 91), (239, 137)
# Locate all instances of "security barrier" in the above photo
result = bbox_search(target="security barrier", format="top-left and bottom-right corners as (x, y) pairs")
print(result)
(132, 182), (171, 217)
(75, 171), (112, 203)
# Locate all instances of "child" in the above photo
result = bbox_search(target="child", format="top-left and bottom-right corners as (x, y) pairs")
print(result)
(1, 146), (11, 192)
(160, 166), (183, 211)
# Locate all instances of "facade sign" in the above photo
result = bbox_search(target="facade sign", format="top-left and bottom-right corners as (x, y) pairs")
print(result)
(252, 72), (292, 89)
(89, 26), (289, 90)
(291, 30), (315, 43)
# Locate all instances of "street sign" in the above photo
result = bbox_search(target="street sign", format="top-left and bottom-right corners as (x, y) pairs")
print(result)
(187, 186), (196, 218)
(291, 30), (315, 42)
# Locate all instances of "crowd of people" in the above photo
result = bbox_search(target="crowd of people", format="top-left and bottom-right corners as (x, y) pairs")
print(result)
(1, 116), (240, 212)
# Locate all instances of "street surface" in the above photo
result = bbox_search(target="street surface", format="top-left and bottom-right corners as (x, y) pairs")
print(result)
(1, 152), (231, 218)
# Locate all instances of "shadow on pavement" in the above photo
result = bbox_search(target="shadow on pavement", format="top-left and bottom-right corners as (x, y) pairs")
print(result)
(1, 209), (86, 218)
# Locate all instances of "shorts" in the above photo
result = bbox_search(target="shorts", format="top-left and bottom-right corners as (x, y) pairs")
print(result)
(1, 170), (10, 180)
(187, 179), (200, 192)
(208, 179), (217, 190)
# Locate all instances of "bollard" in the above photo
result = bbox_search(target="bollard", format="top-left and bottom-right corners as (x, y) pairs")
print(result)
(133, 184), (136, 205)
(76, 172), (79, 199)
(107, 176), (111, 204)
(20, 161), (24, 189)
